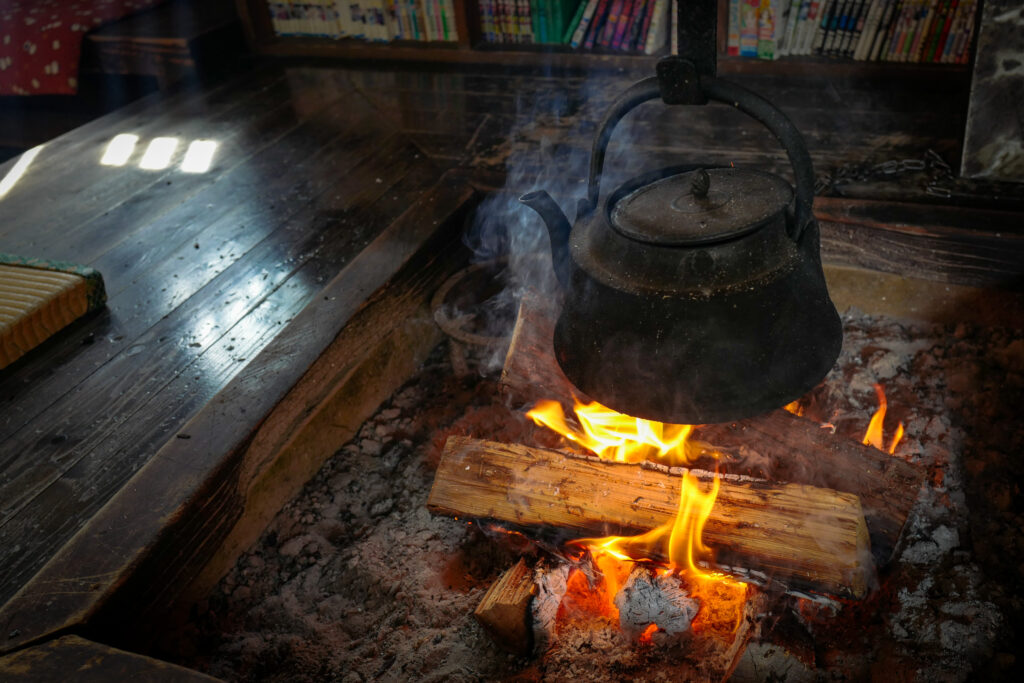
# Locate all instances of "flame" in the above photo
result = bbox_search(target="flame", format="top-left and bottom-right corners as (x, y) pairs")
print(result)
(783, 400), (803, 416)
(862, 384), (904, 454)
(529, 398), (747, 636)
(527, 399), (703, 465)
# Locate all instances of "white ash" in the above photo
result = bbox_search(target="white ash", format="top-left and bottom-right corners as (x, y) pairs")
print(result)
(530, 560), (570, 653)
(172, 310), (1024, 682)
(614, 566), (698, 641)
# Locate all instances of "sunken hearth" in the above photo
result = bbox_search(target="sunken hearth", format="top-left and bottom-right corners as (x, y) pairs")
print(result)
(171, 295), (1023, 682)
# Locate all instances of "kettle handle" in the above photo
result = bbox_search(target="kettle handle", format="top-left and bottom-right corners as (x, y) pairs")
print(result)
(584, 76), (817, 243)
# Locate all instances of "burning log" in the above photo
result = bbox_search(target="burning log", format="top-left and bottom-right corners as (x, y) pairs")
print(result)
(501, 291), (924, 565)
(473, 557), (536, 655)
(428, 436), (874, 599)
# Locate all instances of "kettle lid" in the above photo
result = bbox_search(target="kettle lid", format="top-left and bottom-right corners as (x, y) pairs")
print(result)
(609, 168), (793, 246)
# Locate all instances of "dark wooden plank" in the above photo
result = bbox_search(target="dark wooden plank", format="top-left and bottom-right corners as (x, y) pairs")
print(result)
(0, 133), (421, 522)
(0, 66), (286, 225)
(0, 172), (477, 654)
(0, 635), (219, 681)
(0, 82), (384, 442)
(0, 75), (314, 251)
(0, 135), (435, 607)
(817, 198), (1024, 290)
(0, 76), (351, 259)
(0, 66), (281, 179)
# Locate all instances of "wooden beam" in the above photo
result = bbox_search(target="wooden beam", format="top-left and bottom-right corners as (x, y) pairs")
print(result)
(500, 291), (925, 566)
(428, 436), (874, 599)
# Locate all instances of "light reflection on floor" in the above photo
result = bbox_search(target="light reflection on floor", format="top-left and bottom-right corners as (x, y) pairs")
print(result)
(0, 145), (45, 200)
(98, 134), (218, 173)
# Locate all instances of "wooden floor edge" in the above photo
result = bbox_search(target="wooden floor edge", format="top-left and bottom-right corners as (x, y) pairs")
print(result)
(0, 172), (478, 655)
(0, 634), (221, 681)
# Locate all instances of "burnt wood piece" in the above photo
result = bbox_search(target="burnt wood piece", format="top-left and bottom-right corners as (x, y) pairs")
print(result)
(0, 634), (219, 682)
(0, 170), (476, 655)
(428, 437), (874, 599)
(474, 557), (537, 655)
(500, 291), (925, 566)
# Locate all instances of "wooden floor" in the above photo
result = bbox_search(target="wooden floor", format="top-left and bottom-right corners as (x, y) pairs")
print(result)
(0, 59), (1020, 660)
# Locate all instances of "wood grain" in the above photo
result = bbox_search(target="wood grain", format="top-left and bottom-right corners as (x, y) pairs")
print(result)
(500, 291), (925, 566)
(429, 436), (874, 599)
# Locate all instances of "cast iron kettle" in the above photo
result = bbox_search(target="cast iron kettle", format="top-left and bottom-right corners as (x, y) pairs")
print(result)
(521, 75), (842, 425)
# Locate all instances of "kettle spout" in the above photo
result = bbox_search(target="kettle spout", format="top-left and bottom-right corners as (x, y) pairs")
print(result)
(519, 190), (572, 290)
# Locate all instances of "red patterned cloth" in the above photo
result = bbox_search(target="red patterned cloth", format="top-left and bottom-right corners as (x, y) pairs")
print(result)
(0, 0), (165, 95)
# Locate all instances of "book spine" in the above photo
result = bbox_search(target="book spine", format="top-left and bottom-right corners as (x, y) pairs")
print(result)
(925, 0), (954, 60)
(584, 0), (611, 48)
(938, 0), (957, 61)
(860, 0), (888, 59)
(915, 0), (939, 60)
(563, 0), (587, 42)
(839, 0), (867, 56)
(637, 0), (657, 51)
(642, 0), (667, 53)
(869, 0), (898, 59)
(900, 0), (925, 61)
(821, 0), (847, 54)
(571, 0), (599, 46)
(727, 0), (742, 54)
(868, 0), (892, 59)
(757, 0), (778, 60)
(952, 0), (977, 63)
(823, 0), (850, 54)
(794, 0), (816, 53)
(623, 0), (647, 50)
(809, 0), (833, 54)
(610, 0), (635, 49)
(852, 0), (877, 59)
(778, 0), (802, 54)
(739, 0), (759, 56)
(934, 0), (959, 60)
(899, 0), (925, 61)
(598, 0), (624, 47)
(884, 0), (909, 60)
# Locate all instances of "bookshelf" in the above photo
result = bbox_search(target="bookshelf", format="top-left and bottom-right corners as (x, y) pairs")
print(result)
(235, 0), (974, 77)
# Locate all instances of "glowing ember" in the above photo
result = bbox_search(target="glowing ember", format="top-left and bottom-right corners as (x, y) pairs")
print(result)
(528, 397), (747, 638)
(783, 399), (803, 416)
(863, 383), (904, 454)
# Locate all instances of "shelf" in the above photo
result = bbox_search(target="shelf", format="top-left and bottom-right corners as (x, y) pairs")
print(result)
(256, 36), (968, 83)
(236, 0), (971, 81)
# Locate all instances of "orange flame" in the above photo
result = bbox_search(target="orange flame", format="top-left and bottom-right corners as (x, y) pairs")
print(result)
(529, 398), (747, 635)
(783, 400), (803, 416)
(862, 384), (904, 454)
(527, 399), (703, 465)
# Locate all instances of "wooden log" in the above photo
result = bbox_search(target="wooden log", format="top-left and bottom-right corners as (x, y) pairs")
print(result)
(428, 436), (874, 599)
(500, 291), (925, 566)
(473, 557), (537, 655)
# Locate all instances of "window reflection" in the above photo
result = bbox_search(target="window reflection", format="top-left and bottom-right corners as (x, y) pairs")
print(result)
(181, 140), (218, 173)
(100, 134), (139, 166)
(139, 137), (180, 170)
(0, 144), (44, 199)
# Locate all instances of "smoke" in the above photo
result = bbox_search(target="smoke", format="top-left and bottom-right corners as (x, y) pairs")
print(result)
(442, 71), (644, 376)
